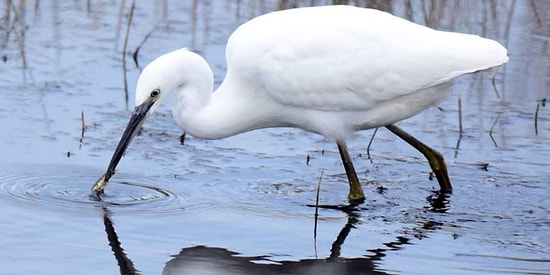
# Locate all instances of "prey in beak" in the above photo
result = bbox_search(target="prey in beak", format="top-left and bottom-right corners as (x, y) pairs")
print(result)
(91, 97), (156, 199)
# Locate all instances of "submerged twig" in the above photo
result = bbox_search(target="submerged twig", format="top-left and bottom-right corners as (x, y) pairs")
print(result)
(79, 111), (87, 149)
(490, 67), (501, 99)
(534, 102), (540, 136)
(454, 94), (463, 159)
(489, 113), (501, 148)
(457, 94), (463, 137)
(454, 137), (461, 159)
(477, 162), (489, 171)
(122, 0), (136, 110)
(366, 127), (378, 160)
(456, 161), (489, 171)
(313, 169), (324, 259)
(534, 98), (545, 136)
(4, 1), (32, 80)
(133, 26), (157, 69)
(114, 0), (127, 50)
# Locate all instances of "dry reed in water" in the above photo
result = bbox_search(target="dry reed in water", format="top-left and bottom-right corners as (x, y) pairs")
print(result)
(122, 0), (136, 110)
(366, 127), (378, 160)
(312, 169), (324, 258)
(79, 111), (86, 149)
(489, 113), (501, 148)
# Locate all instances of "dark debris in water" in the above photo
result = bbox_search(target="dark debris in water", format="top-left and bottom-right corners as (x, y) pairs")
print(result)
(179, 132), (186, 145)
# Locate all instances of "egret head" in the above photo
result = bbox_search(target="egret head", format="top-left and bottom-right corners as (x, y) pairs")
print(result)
(96, 51), (184, 186)
(92, 49), (214, 195)
(133, 48), (213, 117)
(134, 50), (187, 116)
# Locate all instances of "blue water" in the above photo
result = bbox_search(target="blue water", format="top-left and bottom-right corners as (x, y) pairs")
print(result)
(0, 1), (549, 274)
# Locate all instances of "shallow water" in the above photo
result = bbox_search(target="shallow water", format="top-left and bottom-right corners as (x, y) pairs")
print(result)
(0, 1), (549, 274)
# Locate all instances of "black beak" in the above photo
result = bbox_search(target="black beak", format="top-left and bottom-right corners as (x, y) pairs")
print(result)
(91, 100), (155, 195)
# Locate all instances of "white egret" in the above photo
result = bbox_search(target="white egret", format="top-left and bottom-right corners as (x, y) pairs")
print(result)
(91, 6), (508, 203)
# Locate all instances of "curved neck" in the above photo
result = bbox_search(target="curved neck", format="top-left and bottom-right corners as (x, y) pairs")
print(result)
(174, 74), (276, 139)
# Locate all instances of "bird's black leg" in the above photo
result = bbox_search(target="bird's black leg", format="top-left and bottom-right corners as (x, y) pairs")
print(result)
(385, 124), (452, 193)
(336, 140), (366, 203)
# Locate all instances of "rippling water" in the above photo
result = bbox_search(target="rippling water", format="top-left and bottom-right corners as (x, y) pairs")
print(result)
(0, 169), (192, 213)
(0, 1), (549, 274)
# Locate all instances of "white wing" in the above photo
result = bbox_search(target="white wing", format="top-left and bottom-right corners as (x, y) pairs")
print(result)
(224, 6), (508, 112)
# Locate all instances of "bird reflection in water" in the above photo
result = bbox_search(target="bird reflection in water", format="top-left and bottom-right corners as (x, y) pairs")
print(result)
(102, 207), (140, 275)
(100, 195), (450, 275)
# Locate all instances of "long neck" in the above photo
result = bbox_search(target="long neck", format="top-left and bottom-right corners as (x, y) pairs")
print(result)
(174, 71), (277, 140)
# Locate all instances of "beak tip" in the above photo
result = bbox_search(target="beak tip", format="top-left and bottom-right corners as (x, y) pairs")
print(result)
(90, 190), (103, 201)
(91, 101), (151, 195)
(91, 173), (109, 198)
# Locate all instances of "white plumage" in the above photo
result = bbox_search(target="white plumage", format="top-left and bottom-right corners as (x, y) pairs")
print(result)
(161, 6), (508, 140)
(93, 5), (508, 202)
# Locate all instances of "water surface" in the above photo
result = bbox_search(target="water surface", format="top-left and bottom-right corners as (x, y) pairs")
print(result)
(0, 1), (549, 274)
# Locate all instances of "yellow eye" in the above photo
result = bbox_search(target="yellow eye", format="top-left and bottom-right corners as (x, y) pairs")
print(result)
(150, 89), (160, 98)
